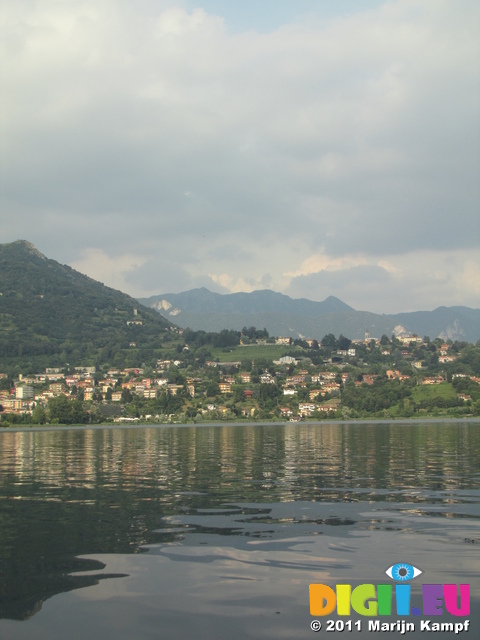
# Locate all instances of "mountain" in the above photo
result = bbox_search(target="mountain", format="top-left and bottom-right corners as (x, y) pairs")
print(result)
(141, 287), (353, 315)
(0, 240), (171, 371)
(138, 288), (480, 343)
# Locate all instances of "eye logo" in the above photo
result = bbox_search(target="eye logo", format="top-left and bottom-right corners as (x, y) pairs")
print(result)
(386, 563), (422, 582)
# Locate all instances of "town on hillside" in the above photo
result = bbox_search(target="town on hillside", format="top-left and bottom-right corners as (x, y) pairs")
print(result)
(1, 329), (479, 425)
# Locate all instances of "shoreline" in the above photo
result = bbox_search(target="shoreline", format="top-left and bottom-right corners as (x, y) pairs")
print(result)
(2, 416), (480, 433)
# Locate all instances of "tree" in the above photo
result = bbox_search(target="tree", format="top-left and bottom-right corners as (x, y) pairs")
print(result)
(31, 404), (47, 424)
(321, 334), (337, 349)
(338, 334), (351, 350)
(121, 388), (133, 403)
(205, 381), (219, 397)
(47, 395), (73, 424)
(71, 398), (89, 424)
(233, 385), (245, 403)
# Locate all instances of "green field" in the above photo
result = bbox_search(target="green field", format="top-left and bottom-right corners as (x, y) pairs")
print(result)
(211, 344), (303, 363)
(411, 382), (456, 402)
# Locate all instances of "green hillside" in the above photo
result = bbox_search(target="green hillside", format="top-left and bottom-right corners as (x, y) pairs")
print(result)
(0, 240), (172, 373)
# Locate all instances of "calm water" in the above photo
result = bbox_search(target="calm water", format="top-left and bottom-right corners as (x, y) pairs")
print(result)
(0, 421), (479, 639)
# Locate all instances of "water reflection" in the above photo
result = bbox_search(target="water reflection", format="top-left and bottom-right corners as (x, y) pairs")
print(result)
(0, 422), (479, 623)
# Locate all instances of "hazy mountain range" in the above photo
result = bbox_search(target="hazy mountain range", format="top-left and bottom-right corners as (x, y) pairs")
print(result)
(138, 288), (480, 343)
(0, 240), (478, 362)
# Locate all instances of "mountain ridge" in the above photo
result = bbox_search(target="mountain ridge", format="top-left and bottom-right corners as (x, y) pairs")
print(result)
(138, 288), (480, 342)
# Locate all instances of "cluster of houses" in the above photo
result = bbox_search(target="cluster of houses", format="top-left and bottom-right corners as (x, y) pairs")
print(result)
(1, 335), (478, 421)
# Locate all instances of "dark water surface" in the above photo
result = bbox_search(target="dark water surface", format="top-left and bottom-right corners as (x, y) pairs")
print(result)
(0, 422), (479, 638)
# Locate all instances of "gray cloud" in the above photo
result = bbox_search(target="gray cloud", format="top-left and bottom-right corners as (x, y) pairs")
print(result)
(287, 265), (394, 310)
(2, 0), (479, 312)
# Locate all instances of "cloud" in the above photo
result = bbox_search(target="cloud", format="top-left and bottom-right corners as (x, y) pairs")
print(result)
(208, 272), (273, 294)
(1, 0), (479, 312)
(286, 249), (480, 313)
(70, 248), (147, 294)
(285, 254), (371, 278)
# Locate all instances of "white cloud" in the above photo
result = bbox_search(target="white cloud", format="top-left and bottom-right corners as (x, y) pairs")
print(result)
(70, 248), (146, 294)
(285, 253), (370, 278)
(208, 272), (273, 294)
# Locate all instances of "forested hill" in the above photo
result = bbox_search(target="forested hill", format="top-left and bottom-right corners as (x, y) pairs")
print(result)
(0, 240), (172, 371)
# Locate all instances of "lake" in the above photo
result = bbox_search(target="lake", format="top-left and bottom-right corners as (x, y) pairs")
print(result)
(0, 421), (479, 639)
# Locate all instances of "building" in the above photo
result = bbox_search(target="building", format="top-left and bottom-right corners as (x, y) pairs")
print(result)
(16, 385), (34, 400)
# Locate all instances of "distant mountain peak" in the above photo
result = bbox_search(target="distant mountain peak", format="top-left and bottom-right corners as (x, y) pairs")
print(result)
(321, 295), (355, 311)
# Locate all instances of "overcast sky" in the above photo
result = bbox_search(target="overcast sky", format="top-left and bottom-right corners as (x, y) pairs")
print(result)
(2, 0), (479, 313)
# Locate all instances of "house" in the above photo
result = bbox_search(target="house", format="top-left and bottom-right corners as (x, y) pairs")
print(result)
(167, 384), (184, 395)
(285, 375), (305, 386)
(299, 403), (316, 415)
(322, 382), (341, 393)
(317, 401), (340, 413)
(422, 376), (444, 385)
(386, 370), (401, 380)
(143, 389), (157, 399)
(397, 335), (423, 345)
(260, 373), (276, 384)
(283, 388), (297, 396)
(274, 356), (297, 365)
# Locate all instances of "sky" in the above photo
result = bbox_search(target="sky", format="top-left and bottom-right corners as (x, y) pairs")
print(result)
(1, 0), (479, 313)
